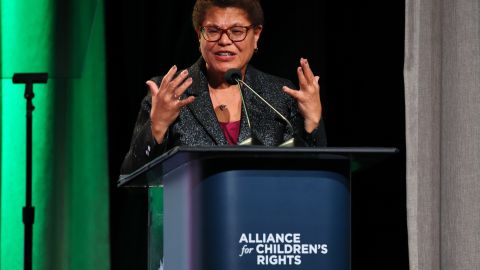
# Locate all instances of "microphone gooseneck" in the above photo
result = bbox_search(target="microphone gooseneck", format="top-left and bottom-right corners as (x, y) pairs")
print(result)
(225, 68), (253, 145)
(224, 68), (296, 147)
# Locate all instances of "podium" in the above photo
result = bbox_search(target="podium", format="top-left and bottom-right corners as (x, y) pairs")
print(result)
(118, 146), (397, 270)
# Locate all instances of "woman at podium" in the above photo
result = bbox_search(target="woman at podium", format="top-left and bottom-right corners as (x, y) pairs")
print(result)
(121, 0), (327, 174)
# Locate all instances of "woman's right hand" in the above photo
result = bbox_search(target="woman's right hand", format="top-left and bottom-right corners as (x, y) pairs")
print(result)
(146, 65), (195, 143)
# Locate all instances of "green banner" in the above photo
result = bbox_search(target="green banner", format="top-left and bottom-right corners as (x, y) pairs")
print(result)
(0, 0), (110, 269)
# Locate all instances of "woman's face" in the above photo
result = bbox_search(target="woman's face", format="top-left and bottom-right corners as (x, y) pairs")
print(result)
(198, 7), (262, 79)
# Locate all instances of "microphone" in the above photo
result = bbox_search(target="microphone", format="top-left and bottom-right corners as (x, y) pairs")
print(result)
(225, 68), (296, 147)
(225, 68), (242, 85)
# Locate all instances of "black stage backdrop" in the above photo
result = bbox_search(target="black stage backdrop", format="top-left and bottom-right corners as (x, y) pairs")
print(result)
(105, 1), (407, 269)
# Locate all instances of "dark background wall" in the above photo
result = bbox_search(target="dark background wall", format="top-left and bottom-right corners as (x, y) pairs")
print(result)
(105, 0), (407, 269)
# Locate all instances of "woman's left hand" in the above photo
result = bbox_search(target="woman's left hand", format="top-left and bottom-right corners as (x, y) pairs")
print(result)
(283, 58), (322, 133)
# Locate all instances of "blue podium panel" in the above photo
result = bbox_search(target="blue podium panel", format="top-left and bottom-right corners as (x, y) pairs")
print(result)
(120, 147), (397, 270)
(164, 169), (350, 270)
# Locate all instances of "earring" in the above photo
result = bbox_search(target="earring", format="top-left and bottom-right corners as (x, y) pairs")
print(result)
(254, 47), (259, 53)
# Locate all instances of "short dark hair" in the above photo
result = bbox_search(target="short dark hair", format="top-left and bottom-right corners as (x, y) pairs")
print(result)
(192, 0), (264, 30)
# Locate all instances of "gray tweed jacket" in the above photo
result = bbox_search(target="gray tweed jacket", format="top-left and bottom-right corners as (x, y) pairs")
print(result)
(121, 58), (327, 174)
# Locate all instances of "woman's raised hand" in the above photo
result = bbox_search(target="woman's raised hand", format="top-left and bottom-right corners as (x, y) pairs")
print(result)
(146, 65), (195, 143)
(282, 58), (322, 133)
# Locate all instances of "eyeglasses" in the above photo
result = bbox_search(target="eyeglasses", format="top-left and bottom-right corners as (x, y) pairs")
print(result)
(199, 25), (255, 42)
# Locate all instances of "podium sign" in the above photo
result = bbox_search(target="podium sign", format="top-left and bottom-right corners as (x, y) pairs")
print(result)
(118, 146), (397, 270)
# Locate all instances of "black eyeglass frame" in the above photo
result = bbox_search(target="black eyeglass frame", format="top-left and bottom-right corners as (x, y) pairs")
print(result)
(199, 24), (257, 42)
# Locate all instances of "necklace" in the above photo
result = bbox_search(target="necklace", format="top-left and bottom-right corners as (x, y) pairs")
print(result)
(209, 86), (242, 123)
(209, 89), (228, 111)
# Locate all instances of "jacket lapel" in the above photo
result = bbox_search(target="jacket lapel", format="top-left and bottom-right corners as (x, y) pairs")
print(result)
(237, 82), (254, 144)
(185, 60), (227, 145)
(238, 67), (268, 145)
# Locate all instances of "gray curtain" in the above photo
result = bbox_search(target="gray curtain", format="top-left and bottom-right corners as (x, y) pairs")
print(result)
(404, 0), (480, 269)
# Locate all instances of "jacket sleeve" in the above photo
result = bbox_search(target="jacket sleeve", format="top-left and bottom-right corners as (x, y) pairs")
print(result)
(120, 92), (170, 175)
(301, 119), (327, 147)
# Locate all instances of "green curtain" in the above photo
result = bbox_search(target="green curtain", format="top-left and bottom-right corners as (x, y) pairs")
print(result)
(0, 0), (110, 269)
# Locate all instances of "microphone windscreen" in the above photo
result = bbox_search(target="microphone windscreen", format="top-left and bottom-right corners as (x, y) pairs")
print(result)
(225, 68), (242, 85)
